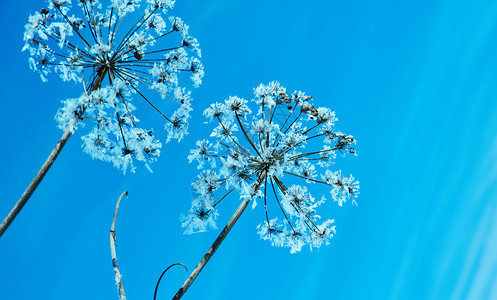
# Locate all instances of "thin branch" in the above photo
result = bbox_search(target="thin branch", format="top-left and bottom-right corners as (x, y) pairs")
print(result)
(283, 171), (331, 186)
(113, 8), (158, 58)
(41, 25), (96, 60)
(287, 146), (338, 161)
(113, 70), (173, 123)
(215, 116), (252, 157)
(118, 45), (183, 62)
(218, 141), (251, 159)
(116, 112), (129, 150)
(209, 165), (265, 211)
(273, 175), (320, 231)
(113, 12), (147, 56)
(263, 176), (270, 225)
(115, 68), (175, 100)
(110, 12), (123, 49)
(81, 1), (99, 44)
(271, 105), (299, 149)
(107, 7), (114, 45)
(269, 178), (295, 232)
(52, 1), (92, 49)
(235, 113), (262, 157)
(211, 186), (236, 208)
(109, 71), (138, 127)
(153, 29), (174, 42)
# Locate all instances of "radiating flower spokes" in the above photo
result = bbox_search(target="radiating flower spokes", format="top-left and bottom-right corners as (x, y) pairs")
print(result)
(183, 82), (359, 253)
(23, 0), (204, 172)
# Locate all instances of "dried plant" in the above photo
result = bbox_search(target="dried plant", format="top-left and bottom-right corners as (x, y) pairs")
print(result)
(0, 0), (203, 237)
(175, 81), (359, 298)
(110, 191), (128, 300)
(109, 191), (187, 300)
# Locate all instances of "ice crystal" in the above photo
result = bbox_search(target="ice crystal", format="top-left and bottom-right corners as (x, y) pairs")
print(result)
(183, 82), (359, 253)
(23, 0), (203, 173)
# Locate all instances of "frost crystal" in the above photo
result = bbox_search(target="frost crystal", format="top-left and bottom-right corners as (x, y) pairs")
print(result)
(23, 0), (204, 173)
(183, 82), (359, 253)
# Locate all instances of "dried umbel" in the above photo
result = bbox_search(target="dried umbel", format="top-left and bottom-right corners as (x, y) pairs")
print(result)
(184, 81), (359, 253)
(23, 0), (203, 172)
(0, 0), (203, 238)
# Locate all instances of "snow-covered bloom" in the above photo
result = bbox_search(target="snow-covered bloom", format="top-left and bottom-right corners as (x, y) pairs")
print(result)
(183, 82), (359, 253)
(23, 0), (203, 173)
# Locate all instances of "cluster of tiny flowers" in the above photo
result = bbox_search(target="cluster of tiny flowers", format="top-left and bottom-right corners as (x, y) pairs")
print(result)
(183, 82), (359, 253)
(23, 0), (203, 173)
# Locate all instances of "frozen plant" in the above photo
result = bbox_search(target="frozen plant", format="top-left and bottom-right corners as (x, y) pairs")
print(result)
(23, 0), (203, 172)
(185, 81), (358, 250)
(174, 82), (359, 299)
(0, 0), (203, 238)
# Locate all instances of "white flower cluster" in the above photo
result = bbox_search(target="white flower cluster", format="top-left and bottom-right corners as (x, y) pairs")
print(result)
(180, 170), (220, 234)
(184, 82), (359, 253)
(23, 0), (203, 173)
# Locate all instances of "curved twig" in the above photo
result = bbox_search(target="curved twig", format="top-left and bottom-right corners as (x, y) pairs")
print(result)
(153, 263), (188, 300)
(110, 191), (128, 300)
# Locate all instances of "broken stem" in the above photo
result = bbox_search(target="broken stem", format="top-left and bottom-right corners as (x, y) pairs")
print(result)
(110, 191), (128, 300)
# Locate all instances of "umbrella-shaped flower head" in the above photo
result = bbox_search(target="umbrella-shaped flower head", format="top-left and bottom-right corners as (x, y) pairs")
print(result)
(23, 0), (204, 173)
(184, 82), (359, 253)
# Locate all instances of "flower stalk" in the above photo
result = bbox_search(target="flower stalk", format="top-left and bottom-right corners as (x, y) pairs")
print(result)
(173, 170), (267, 300)
(0, 70), (106, 238)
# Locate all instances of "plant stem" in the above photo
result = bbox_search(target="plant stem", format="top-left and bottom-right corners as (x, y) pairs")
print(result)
(0, 69), (107, 238)
(0, 126), (74, 238)
(172, 171), (267, 300)
(153, 263), (187, 300)
(110, 191), (128, 300)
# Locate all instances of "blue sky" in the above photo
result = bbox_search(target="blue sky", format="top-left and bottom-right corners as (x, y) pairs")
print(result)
(1, 0), (497, 299)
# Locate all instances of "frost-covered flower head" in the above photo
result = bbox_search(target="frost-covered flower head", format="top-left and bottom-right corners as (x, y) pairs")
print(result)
(183, 82), (359, 253)
(23, 0), (204, 173)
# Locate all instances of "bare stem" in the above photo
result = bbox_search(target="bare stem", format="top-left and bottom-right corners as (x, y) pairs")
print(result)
(110, 191), (128, 300)
(172, 171), (267, 299)
(0, 126), (71, 238)
(0, 70), (107, 238)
